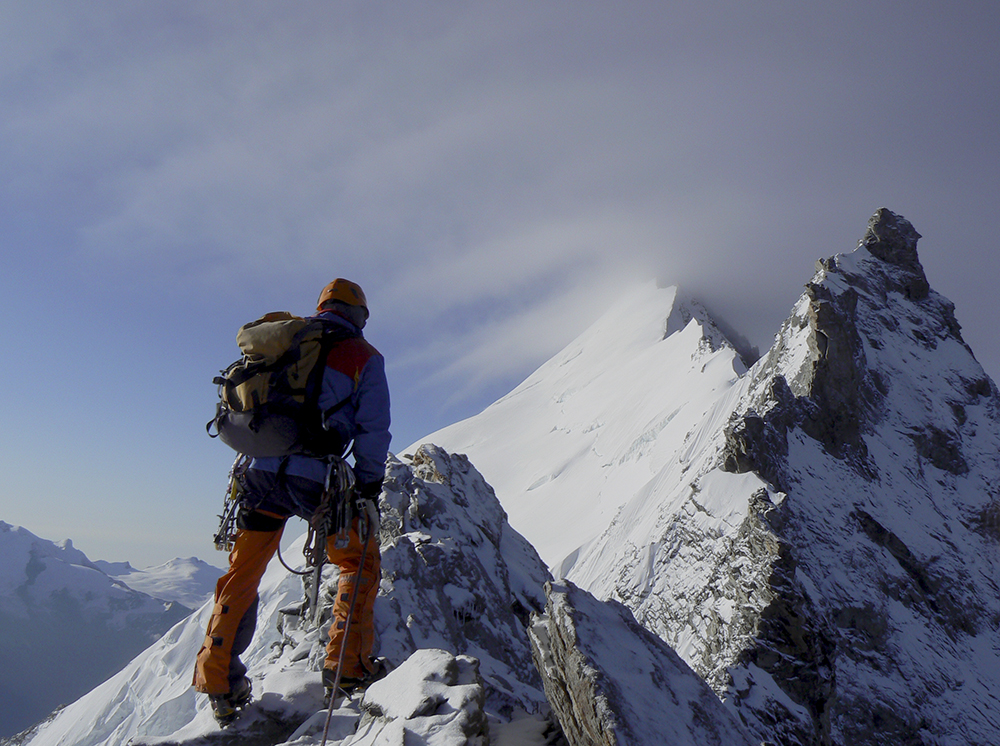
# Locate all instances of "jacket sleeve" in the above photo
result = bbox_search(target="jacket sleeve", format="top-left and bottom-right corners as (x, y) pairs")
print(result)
(350, 352), (392, 486)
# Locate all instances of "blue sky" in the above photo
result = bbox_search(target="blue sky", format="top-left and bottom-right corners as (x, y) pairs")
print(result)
(2, 1), (998, 569)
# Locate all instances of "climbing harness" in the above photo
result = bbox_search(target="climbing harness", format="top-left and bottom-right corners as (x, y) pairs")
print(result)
(216, 455), (358, 618)
(211, 450), (377, 746)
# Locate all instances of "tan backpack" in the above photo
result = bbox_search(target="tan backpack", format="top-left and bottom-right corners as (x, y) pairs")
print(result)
(207, 312), (357, 457)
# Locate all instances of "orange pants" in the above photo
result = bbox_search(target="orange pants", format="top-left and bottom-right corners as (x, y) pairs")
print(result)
(325, 523), (381, 679)
(193, 518), (380, 695)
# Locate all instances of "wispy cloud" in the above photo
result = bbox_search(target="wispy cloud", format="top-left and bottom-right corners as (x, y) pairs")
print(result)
(4, 0), (1000, 419)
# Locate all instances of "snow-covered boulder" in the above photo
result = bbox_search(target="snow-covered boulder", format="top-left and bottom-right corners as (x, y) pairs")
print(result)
(351, 649), (488, 746)
(529, 580), (756, 746)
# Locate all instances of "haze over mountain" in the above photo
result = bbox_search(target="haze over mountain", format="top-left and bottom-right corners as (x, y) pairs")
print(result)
(415, 280), (749, 572)
(8, 209), (1000, 745)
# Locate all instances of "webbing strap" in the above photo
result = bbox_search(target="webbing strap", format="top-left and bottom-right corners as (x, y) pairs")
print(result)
(321, 394), (353, 421)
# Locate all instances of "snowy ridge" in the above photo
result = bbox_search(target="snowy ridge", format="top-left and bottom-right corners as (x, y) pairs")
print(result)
(529, 579), (758, 745)
(414, 209), (1000, 744)
(0, 522), (192, 739)
(563, 210), (1000, 743)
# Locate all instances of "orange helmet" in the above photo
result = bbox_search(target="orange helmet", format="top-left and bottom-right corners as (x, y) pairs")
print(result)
(316, 279), (368, 315)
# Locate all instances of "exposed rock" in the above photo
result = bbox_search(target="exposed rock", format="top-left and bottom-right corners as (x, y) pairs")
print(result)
(270, 444), (553, 731)
(859, 207), (928, 300)
(529, 580), (757, 746)
(717, 211), (1000, 744)
(371, 445), (551, 717)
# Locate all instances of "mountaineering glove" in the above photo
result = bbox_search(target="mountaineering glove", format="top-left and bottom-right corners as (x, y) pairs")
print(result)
(355, 480), (383, 539)
(361, 497), (381, 538)
(357, 480), (383, 502)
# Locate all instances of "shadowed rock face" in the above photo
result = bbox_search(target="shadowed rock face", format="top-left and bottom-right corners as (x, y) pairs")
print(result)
(722, 209), (953, 482)
(529, 581), (757, 746)
(860, 207), (928, 300)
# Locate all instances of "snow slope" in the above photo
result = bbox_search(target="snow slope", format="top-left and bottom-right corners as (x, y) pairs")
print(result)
(415, 281), (748, 572)
(95, 557), (223, 609)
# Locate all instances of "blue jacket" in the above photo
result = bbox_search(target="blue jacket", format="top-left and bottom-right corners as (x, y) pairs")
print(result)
(251, 311), (391, 486)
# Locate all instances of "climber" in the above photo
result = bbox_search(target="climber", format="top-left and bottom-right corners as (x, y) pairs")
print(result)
(193, 278), (391, 726)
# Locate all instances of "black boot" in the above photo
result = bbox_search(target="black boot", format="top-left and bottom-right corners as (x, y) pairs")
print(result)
(208, 676), (252, 727)
(322, 658), (387, 705)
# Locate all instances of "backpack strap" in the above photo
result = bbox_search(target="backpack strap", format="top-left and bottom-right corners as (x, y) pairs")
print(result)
(321, 394), (353, 421)
(298, 321), (362, 456)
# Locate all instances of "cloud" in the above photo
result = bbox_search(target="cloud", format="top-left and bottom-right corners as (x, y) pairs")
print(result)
(4, 0), (1000, 399)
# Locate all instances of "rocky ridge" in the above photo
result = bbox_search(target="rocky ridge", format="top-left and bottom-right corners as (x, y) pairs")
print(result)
(529, 580), (757, 745)
(569, 209), (1000, 744)
(11, 446), (556, 746)
(10, 208), (1000, 746)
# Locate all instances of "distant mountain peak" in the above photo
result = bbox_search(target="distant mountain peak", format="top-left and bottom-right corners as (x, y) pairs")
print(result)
(419, 279), (750, 570)
(0, 522), (191, 738)
(665, 290), (725, 347)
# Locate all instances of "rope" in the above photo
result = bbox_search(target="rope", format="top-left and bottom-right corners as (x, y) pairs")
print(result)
(213, 454), (252, 552)
(276, 544), (311, 576)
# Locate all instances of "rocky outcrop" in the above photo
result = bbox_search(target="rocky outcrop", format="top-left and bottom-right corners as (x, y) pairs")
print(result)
(16, 445), (557, 746)
(372, 445), (552, 716)
(529, 580), (757, 746)
(722, 208), (970, 485)
(717, 210), (1000, 744)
